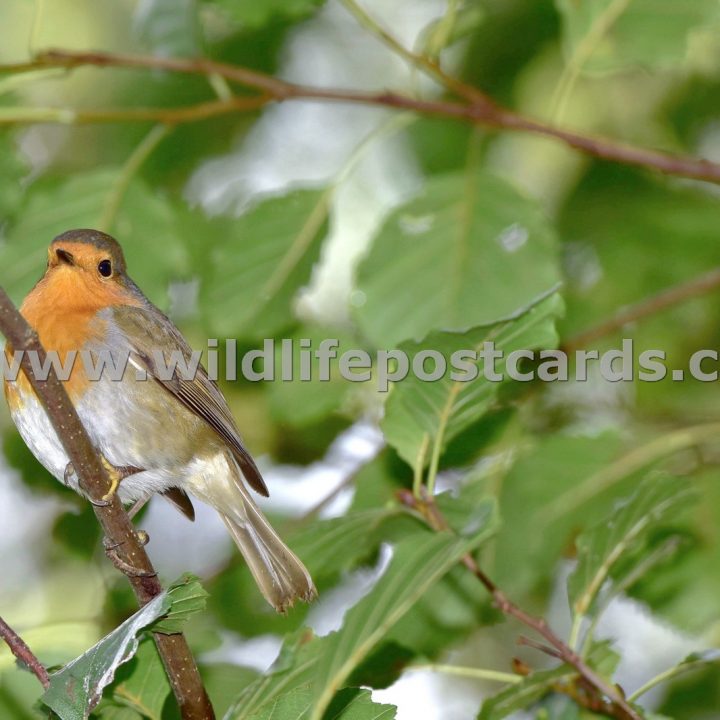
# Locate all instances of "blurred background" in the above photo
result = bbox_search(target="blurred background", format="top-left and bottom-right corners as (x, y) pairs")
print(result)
(2, 0), (720, 718)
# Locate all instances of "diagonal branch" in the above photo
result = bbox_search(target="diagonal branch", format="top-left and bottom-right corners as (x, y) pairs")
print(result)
(562, 266), (720, 353)
(1, 49), (720, 184)
(0, 288), (214, 720)
(397, 489), (641, 720)
(0, 615), (50, 689)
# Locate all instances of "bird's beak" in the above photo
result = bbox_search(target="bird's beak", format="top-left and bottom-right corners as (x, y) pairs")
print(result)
(55, 248), (75, 266)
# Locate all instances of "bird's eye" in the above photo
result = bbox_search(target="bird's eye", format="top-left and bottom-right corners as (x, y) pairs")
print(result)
(98, 259), (112, 277)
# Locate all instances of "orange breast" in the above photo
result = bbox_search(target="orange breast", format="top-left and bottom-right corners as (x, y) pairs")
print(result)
(6, 267), (136, 401)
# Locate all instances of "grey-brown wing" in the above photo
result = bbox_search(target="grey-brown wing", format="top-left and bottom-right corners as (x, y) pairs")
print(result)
(111, 305), (269, 497)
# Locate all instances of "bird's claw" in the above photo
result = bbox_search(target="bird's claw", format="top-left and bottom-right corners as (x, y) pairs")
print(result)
(66, 456), (145, 506)
(99, 458), (145, 502)
(101, 456), (121, 502)
(103, 536), (155, 577)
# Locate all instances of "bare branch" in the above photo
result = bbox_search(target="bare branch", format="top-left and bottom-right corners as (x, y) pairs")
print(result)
(0, 49), (719, 184)
(562, 266), (720, 352)
(0, 615), (50, 689)
(0, 288), (214, 720)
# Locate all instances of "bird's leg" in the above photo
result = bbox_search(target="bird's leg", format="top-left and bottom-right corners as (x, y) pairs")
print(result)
(63, 459), (145, 505)
(101, 457), (146, 502)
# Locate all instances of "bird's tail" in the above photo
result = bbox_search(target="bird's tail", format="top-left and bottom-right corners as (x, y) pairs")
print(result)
(202, 455), (316, 612)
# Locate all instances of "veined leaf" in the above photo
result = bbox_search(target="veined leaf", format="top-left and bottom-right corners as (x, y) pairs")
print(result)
(227, 503), (498, 720)
(0, 169), (191, 308)
(205, 0), (327, 28)
(150, 574), (209, 634)
(555, 0), (719, 73)
(290, 508), (404, 579)
(478, 664), (575, 720)
(326, 688), (396, 719)
(200, 189), (329, 339)
(41, 576), (206, 718)
(355, 170), (560, 348)
(110, 639), (170, 720)
(568, 474), (695, 619)
(133, 0), (201, 57)
(310, 505), (498, 720)
(381, 291), (562, 469)
(478, 642), (619, 719)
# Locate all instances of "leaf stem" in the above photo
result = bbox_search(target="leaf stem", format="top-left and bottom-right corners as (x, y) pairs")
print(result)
(99, 123), (172, 232)
(628, 654), (720, 702)
(550, 0), (632, 121)
(410, 663), (522, 684)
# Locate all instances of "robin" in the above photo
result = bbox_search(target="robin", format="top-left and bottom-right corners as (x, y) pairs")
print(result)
(3, 229), (315, 612)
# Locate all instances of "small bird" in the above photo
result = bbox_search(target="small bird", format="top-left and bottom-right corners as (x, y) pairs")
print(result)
(3, 229), (315, 612)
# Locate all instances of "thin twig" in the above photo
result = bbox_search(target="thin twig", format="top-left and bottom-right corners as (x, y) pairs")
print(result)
(0, 50), (720, 184)
(562, 267), (720, 352)
(0, 289), (214, 720)
(0, 616), (50, 689)
(397, 488), (641, 720)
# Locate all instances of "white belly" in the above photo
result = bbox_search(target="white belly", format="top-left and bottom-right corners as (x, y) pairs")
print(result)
(8, 386), (196, 503)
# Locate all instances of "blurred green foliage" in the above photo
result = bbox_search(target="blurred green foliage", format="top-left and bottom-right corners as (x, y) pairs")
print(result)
(1, 0), (720, 719)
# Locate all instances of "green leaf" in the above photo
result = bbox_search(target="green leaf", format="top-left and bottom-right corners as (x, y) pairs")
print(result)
(568, 474), (695, 619)
(478, 664), (573, 720)
(205, 0), (327, 28)
(42, 595), (171, 718)
(478, 643), (618, 719)
(200, 190), (329, 339)
(149, 574), (209, 634)
(133, 0), (201, 57)
(0, 131), (28, 224)
(309, 511), (497, 720)
(109, 639), (171, 720)
(381, 291), (562, 469)
(224, 629), (319, 720)
(266, 328), (360, 427)
(420, 5), (486, 58)
(95, 706), (145, 720)
(326, 688), (396, 719)
(555, 0), (719, 73)
(354, 170), (560, 347)
(290, 508), (404, 580)
(41, 576), (206, 718)
(227, 506), (498, 720)
(0, 169), (191, 308)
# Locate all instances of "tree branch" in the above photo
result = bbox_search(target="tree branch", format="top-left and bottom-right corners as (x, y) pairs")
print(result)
(0, 49), (719, 184)
(562, 266), (720, 352)
(397, 489), (641, 720)
(0, 615), (50, 690)
(0, 288), (214, 720)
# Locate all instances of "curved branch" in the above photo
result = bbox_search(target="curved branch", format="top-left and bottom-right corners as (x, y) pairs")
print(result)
(0, 49), (719, 184)
(0, 288), (214, 720)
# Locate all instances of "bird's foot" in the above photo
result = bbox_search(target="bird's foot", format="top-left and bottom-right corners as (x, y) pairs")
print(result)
(64, 459), (145, 506)
(102, 536), (155, 578)
(100, 458), (144, 503)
